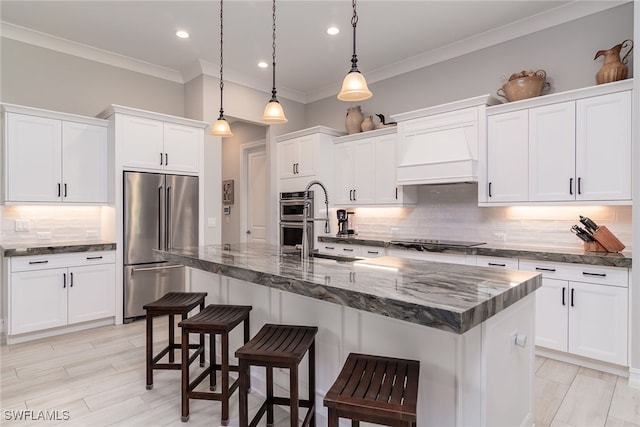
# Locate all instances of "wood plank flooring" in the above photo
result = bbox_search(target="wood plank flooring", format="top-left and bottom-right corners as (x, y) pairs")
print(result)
(1, 320), (640, 426)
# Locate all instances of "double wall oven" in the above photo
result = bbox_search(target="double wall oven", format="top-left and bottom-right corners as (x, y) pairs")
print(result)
(279, 191), (313, 250)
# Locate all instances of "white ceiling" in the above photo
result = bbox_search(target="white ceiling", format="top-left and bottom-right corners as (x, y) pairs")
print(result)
(0, 1), (626, 103)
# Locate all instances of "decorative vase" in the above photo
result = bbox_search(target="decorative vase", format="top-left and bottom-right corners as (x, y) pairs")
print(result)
(345, 106), (364, 135)
(594, 39), (633, 84)
(361, 115), (375, 132)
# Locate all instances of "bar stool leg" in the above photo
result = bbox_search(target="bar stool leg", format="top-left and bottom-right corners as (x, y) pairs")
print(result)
(146, 313), (153, 390)
(327, 408), (338, 427)
(244, 316), (251, 391)
(199, 301), (206, 366)
(181, 327), (190, 422)
(309, 341), (316, 427)
(221, 332), (230, 426)
(239, 359), (249, 427)
(210, 333), (217, 391)
(169, 315), (176, 363)
(290, 362), (299, 427)
(266, 366), (274, 427)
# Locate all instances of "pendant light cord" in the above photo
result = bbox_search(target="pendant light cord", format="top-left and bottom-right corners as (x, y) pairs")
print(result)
(350, 0), (359, 72)
(218, 0), (225, 120)
(270, 0), (278, 102)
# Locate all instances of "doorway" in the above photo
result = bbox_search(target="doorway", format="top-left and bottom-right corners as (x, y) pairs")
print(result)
(241, 141), (267, 243)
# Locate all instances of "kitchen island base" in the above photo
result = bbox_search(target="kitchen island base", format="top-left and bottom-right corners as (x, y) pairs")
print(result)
(186, 268), (535, 427)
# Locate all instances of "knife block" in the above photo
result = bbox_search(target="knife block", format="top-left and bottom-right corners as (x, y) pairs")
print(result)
(583, 226), (625, 252)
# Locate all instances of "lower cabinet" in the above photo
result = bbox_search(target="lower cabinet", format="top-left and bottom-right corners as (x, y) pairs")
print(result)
(519, 259), (628, 366)
(8, 251), (116, 336)
(317, 242), (385, 258)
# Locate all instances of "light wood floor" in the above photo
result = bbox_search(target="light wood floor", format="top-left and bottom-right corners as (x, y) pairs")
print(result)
(2, 320), (640, 427)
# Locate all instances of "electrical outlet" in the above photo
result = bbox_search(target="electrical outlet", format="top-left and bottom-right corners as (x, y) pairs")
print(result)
(86, 230), (99, 238)
(37, 232), (52, 240)
(493, 232), (507, 242)
(15, 219), (29, 231)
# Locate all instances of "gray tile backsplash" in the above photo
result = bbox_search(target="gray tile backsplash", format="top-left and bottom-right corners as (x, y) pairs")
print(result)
(350, 184), (632, 250)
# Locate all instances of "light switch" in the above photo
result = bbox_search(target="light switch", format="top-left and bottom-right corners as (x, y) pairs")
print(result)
(15, 219), (29, 231)
(207, 217), (217, 227)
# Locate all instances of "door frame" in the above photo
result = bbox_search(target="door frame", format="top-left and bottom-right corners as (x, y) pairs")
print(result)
(240, 140), (267, 243)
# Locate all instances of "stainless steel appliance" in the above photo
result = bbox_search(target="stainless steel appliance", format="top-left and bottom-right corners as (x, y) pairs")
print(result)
(337, 209), (348, 236)
(123, 171), (199, 322)
(279, 191), (313, 249)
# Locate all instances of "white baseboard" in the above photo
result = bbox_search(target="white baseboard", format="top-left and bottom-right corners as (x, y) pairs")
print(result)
(5, 318), (115, 345)
(536, 347), (629, 377)
(628, 367), (640, 389)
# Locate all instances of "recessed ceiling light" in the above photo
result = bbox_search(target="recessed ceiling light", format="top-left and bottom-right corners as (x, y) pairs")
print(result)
(258, 61), (269, 69)
(176, 30), (190, 39)
(327, 26), (340, 36)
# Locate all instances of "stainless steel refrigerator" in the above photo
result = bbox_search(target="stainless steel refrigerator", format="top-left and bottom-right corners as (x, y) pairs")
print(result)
(123, 171), (199, 322)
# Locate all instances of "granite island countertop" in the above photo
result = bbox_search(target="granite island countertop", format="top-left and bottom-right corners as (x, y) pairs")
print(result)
(1, 241), (116, 257)
(158, 242), (541, 335)
(318, 235), (632, 268)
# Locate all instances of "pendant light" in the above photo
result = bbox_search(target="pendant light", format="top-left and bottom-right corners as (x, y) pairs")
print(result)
(261, 0), (288, 124)
(211, 0), (233, 137)
(337, 0), (372, 101)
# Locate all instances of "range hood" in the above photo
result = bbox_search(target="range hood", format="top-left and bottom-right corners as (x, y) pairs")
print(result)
(392, 95), (498, 185)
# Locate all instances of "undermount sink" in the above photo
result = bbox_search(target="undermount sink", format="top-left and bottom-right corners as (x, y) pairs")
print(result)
(309, 252), (361, 263)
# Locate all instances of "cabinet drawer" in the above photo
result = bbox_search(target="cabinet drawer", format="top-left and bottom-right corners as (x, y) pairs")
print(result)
(476, 256), (518, 270)
(519, 259), (628, 287)
(11, 250), (115, 272)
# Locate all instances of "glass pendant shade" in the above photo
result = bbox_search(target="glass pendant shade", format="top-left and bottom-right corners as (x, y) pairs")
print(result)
(338, 71), (372, 101)
(261, 100), (288, 124)
(211, 117), (233, 137)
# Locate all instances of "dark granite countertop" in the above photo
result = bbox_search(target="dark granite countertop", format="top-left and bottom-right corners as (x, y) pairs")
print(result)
(1, 241), (116, 257)
(159, 243), (541, 335)
(318, 236), (632, 268)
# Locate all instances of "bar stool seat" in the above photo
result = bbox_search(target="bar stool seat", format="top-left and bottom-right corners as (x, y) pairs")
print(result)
(144, 292), (207, 390)
(323, 353), (420, 427)
(178, 304), (252, 425)
(236, 324), (318, 427)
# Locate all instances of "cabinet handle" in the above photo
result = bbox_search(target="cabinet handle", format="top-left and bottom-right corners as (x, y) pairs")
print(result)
(582, 272), (606, 277)
(296, 163), (299, 174)
(488, 182), (492, 198)
(292, 164), (296, 174)
(28, 260), (49, 265)
(70, 272), (74, 287)
(57, 183), (61, 197)
(165, 153), (168, 166)
(342, 248), (354, 252)
(562, 287), (566, 306)
(535, 267), (556, 272)
(571, 288), (575, 307)
(63, 273), (66, 288)
(349, 190), (353, 201)
(367, 250), (379, 254)
(577, 177), (582, 195)
(353, 189), (357, 201)
(488, 262), (506, 267)
(86, 256), (103, 260)
(64, 183), (67, 198)
(160, 152), (164, 165)
(395, 187), (398, 200)
(569, 178), (573, 195)
(324, 246), (335, 250)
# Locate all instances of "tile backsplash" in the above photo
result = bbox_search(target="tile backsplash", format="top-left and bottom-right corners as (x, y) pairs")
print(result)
(0, 206), (104, 243)
(349, 184), (632, 250)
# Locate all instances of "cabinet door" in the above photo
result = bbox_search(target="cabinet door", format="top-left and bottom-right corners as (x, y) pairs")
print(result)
(576, 91), (632, 202)
(333, 143), (355, 205)
(5, 113), (62, 202)
(529, 102), (575, 202)
(568, 281), (627, 365)
(487, 111), (528, 202)
(163, 122), (199, 173)
(10, 268), (68, 334)
(120, 115), (164, 170)
(374, 134), (401, 204)
(67, 263), (116, 324)
(352, 139), (375, 204)
(62, 122), (108, 203)
(534, 277), (568, 352)
(278, 139), (298, 179)
(295, 136), (316, 177)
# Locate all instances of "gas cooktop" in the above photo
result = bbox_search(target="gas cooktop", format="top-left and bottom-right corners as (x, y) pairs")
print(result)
(390, 239), (486, 248)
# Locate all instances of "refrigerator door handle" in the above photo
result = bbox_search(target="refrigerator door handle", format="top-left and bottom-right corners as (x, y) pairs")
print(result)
(130, 264), (183, 275)
(166, 185), (172, 250)
(158, 185), (165, 251)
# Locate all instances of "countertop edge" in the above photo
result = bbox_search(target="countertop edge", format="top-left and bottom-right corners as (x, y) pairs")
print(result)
(1, 242), (117, 257)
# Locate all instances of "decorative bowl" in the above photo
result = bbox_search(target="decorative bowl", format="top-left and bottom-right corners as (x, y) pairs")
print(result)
(497, 70), (550, 102)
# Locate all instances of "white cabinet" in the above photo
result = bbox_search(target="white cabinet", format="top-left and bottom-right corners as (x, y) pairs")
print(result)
(8, 251), (116, 337)
(317, 242), (385, 258)
(2, 105), (108, 204)
(276, 126), (343, 193)
(387, 248), (469, 265)
(483, 80), (632, 205)
(333, 129), (416, 206)
(119, 114), (200, 173)
(519, 259), (628, 365)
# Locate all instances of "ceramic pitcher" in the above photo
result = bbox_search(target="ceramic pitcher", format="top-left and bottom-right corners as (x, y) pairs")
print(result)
(594, 39), (633, 84)
(345, 106), (364, 134)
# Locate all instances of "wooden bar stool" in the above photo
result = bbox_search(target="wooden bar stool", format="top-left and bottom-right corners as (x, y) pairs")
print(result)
(178, 304), (252, 425)
(324, 353), (420, 427)
(143, 292), (207, 390)
(235, 324), (318, 427)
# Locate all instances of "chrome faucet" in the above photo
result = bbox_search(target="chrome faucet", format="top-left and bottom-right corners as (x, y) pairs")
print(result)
(302, 180), (330, 260)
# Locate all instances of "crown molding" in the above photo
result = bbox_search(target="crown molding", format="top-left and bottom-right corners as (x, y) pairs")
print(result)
(0, 21), (184, 83)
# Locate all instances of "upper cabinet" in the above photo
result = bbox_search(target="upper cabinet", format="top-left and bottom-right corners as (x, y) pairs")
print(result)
(333, 128), (416, 206)
(482, 80), (632, 205)
(101, 105), (207, 175)
(276, 126), (344, 192)
(1, 104), (108, 204)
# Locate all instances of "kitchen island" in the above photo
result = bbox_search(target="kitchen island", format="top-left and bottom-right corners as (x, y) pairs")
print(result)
(160, 243), (541, 427)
